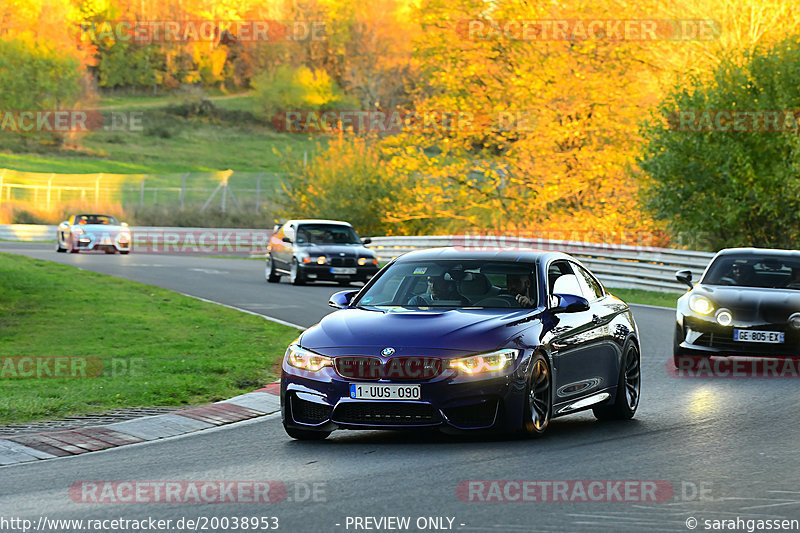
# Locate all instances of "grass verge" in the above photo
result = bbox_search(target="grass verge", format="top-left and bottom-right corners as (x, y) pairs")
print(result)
(607, 287), (681, 308)
(0, 95), (322, 174)
(0, 252), (298, 424)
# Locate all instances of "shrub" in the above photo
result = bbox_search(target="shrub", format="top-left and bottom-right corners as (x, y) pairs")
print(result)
(252, 65), (356, 120)
(640, 36), (800, 249)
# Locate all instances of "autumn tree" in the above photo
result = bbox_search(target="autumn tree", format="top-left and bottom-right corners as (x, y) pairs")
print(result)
(278, 136), (411, 237)
(0, 38), (83, 145)
(639, 37), (800, 249)
(373, 0), (667, 241)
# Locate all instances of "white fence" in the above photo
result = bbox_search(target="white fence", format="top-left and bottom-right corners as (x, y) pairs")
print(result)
(0, 226), (713, 293)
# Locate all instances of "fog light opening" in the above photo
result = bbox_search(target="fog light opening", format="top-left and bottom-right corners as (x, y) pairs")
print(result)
(716, 309), (733, 326)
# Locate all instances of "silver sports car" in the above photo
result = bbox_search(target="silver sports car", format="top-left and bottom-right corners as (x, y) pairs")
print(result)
(56, 214), (131, 254)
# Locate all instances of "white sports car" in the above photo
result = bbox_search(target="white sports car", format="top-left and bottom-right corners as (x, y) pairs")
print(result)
(56, 214), (131, 254)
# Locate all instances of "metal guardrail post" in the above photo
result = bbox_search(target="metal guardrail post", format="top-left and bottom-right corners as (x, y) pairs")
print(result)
(95, 174), (103, 207)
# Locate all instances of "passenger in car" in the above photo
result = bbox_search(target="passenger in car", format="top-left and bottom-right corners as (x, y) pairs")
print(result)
(408, 276), (469, 306)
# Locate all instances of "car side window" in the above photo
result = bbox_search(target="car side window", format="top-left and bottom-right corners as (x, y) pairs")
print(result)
(573, 263), (604, 301)
(548, 261), (583, 304)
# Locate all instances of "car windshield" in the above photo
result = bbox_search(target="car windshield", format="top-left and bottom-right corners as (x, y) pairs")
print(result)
(76, 214), (119, 225)
(354, 260), (538, 309)
(296, 224), (360, 245)
(702, 254), (800, 289)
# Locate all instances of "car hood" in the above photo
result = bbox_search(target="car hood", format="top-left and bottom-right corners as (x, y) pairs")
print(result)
(297, 244), (373, 257)
(76, 224), (125, 233)
(300, 307), (538, 356)
(693, 285), (800, 323)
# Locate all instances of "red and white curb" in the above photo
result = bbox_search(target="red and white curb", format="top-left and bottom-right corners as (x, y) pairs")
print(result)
(0, 383), (281, 467)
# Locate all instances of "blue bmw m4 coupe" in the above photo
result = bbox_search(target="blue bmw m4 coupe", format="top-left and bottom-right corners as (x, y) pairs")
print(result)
(280, 247), (641, 440)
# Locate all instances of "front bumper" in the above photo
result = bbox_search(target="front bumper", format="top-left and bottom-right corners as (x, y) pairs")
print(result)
(677, 314), (800, 357)
(280, 355), (530, 433)
(74, 234), (131, 252)
(298, 263), (378, 281)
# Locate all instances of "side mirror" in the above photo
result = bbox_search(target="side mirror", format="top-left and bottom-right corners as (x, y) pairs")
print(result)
(329, 290), (358, 309)
(676, 269), (693, 289)
(120, 222), (128, 227)
(282, 236), (292, 243)
(362, 237), (372, 245)
(552, 293), (590, 313)
(60, 221), (69, 226)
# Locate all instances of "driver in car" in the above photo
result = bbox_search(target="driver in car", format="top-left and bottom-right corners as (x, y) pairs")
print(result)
(506, 273), (535, 307)
(408, 276), (469, 306)
(724, 262), (754, 285)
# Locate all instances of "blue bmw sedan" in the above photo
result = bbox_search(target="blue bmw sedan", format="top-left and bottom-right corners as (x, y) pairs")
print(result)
(280, 248), (642, 440)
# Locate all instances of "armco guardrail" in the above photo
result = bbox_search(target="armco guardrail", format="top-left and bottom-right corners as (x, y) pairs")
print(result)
(365, 235), (714, 293)
(0, 224), (57, 241)
(0, 225), (271, 246)
(0, 226), (712, 293)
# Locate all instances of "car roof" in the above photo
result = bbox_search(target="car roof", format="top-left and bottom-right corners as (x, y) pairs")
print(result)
(286, 219), (353, 227)
(393, 247), (573, 264)
(716, 247), (800, 258)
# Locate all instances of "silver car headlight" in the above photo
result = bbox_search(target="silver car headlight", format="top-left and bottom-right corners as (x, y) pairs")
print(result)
(689, 294), (714, 315)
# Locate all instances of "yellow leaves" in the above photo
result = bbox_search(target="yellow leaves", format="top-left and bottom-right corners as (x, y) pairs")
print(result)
(209, 47), (227, 77)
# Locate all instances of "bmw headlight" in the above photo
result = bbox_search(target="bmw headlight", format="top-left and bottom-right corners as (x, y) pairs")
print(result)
(449, 348), (518, 374)
(286, 344), (332, 372)
(689, 294), (714, 315)
(316, 256), (327, 265)
(358, 257), (377, 266)
(73, 227), (85, 236)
